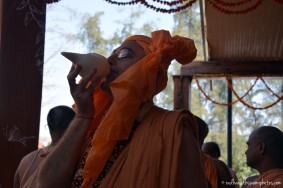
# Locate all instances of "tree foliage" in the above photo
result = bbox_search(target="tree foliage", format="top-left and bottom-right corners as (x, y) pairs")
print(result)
(77, 12), (108, 55)
(77, 7), (156, 56)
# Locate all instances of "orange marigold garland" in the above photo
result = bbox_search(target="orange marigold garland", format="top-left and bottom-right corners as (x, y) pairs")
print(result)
(194, 76), (259, 106)
(195, 76), (283, 110)
(259, 77), (283, 99)
(226, 77), (283, 110)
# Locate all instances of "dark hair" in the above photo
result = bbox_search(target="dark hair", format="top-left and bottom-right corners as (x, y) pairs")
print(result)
(194, 115), (209, 145)
(202, 141), (221, 159)
(47, 105), (75, 141)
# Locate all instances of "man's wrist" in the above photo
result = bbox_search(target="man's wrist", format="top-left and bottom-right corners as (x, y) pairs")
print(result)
(75, 114), (94, 119)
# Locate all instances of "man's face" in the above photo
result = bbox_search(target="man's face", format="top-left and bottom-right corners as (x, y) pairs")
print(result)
(100, 41), (146, 92)
(245, 131), (260, 169)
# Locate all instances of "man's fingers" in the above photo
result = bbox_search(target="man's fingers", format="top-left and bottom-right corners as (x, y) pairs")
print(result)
(68, 65), (81, 80)
(67, 65), (81, 92)
(68, 66), (100, 95)
(86, 76), (102, 92)
(79, 68), (98, 87)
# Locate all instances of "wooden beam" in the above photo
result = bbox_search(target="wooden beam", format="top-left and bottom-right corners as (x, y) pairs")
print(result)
(0, 1), (46, 187)
(173, 76), (193, 110)
(0, 0), (2, 46)
(181, 60), (283, 76)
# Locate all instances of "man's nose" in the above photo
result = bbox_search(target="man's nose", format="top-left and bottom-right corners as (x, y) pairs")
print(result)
(107, 54), (118, 65)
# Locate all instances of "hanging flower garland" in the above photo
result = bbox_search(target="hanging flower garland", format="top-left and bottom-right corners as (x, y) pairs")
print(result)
(103, 0), (138, 5)
(259, 77), (282, 99)
(194, 76), (259, 106)
(226, 77), (283, 110)
(195, 75), (283, 110)
(103, 0), (197, 13)
(103, 0), (264, 14)
(46, 0), (282, 13)
(140, 0), (197, 13)
(151, 0), (191, 6)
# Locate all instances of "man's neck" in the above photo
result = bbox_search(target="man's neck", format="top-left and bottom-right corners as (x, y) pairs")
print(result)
(257, 160), (283, 175)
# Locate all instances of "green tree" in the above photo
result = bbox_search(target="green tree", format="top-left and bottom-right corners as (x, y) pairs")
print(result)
(77, 6), (156, 56)
(77, 12), (108, 56)
(172, 3), (203, 60)
(155, 3), (203, 110)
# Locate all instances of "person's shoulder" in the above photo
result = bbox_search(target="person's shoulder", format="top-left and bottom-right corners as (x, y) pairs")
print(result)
(202, 152), (218, 170)
(150, 106), (191, 121)
(16, 149), (41, 179)
(242, 175), (258, 188)
(149, 106), (196, 134)
(20, 150), (40, 164)
(202, 152), (212, 160)
(212, 158), (230, 172)
(212, 158), (234, 185)
(245, 175), (258, 182)
(153, 105), (191, 115)
(19, 150), (38, 167)
(166, 109), (194, 122)
(213, 158), (226, 166)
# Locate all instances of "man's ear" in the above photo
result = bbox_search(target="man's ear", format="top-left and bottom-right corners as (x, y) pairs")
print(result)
(258, 142), (266, 154)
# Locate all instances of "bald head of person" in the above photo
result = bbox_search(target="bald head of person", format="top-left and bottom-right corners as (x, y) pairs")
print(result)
(245, 126), (283, 174)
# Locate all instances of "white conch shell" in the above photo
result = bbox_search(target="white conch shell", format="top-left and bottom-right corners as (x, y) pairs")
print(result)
(61, 52), (110, 81)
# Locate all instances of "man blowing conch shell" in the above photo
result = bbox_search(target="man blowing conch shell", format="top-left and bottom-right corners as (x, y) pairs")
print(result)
(23, 30), (208, 188)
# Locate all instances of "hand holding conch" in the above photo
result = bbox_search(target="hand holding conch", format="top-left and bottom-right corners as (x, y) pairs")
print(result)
(61, 52), (110, 81)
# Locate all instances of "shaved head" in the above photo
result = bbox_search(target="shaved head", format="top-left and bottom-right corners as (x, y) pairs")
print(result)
(252, 126), (283, 159)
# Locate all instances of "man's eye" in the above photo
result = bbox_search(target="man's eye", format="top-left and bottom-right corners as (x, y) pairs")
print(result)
(118, 49), (129, 58)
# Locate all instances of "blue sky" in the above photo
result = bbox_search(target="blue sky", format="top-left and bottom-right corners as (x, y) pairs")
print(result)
(40, 0), (175, 145)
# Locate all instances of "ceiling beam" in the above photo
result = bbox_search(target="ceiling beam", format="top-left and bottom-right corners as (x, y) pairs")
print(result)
(181, 60), (283, 77)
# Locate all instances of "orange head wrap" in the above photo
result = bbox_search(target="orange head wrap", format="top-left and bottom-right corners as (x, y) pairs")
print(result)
(80, 30), (197, 187)
(123, 35), (152, 55)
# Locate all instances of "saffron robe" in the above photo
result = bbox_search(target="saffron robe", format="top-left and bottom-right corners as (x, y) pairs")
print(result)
(247, 169), (283, 188)
(202, 153), (218, 188)
(98, 106), (207, 188)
